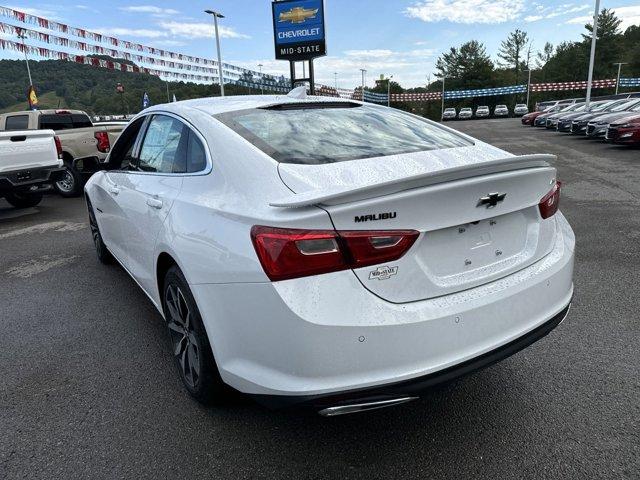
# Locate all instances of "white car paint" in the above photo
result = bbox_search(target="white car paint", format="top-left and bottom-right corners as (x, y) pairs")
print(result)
(85, 94), (575, 406)
(0, 130), (61, 173)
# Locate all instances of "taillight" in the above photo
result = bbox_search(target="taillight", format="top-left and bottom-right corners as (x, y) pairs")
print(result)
(251, 226), (419, 281)
(94, 131), (110, 153)
(539, 181), (562, 219)
(54, 136), (63, 159)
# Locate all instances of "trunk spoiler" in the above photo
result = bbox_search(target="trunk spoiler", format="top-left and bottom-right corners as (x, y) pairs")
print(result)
(270, 154), (556, 208)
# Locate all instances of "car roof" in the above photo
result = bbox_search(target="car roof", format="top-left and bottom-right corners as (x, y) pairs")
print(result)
(146, 94), (360, 116)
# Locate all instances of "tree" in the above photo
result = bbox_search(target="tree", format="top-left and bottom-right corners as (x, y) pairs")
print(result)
(435, 40), (494, 88)
(497, 29), (529, 83)
(581, 8), (624, 78)
(581, 8), (621, 41)
(536, 42), (554, 69)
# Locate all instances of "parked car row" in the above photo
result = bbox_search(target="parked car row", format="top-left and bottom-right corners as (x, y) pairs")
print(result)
(521, 98), (640, 145)
(442, 104), (529, 120)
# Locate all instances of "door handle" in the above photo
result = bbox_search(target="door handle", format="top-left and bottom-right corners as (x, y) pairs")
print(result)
(108, 186), (120, 195)
(146, 197), (163, 209)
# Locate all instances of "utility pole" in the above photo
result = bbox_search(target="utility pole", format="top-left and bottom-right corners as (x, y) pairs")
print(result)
(441, 77), (445, 120)
(585, 0), (601, 109)
(387, 75), (393, 107)
(17, 30), (34, 88)
(614, 62), (628, 95)
(258, 64), (264, 94)
(166, 80), (170, 103)
(524, 69), (532, 109)
(205, 9), (225, 97)
(360, 68), (367, 102)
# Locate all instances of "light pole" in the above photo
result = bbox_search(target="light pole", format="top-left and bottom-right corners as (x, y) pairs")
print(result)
(334, 72), (338, 91)
(360, 69), (367, 102)
(441, 76), (445, 120)
(585, 0), (601, 109)
(205, 9), (225, 97)
(17, 30), (34, 88)
(387, 75), (393, 107)
(524, 69), (532, 109)
(614, 62), (628, 95)
(258, 64), (264, 94)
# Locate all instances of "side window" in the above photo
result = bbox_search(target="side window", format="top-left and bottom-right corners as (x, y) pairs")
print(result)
(71, 114), (93, 128)
(137, 115), (188, 173)
(5, 115), (29, 131)
(187, 131), (207, 173)
(107, 118), (146, 170)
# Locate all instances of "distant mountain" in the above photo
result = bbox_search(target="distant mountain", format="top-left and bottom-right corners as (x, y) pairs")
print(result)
(0, 58), (282, 115)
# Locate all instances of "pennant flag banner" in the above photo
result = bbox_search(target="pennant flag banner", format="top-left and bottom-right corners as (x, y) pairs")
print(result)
(142, 92), (151, 109)
(619, 78), (640, 88)
(0, 8), (289, 88)
(363, 90), (389, 104)
(391, 92), (442, 101)
(445, 85), (527, 99)
(530, 79), (616, 92)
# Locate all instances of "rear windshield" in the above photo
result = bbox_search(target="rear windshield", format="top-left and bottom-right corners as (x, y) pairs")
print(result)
(39, 113), (92, 130)
(215, 104), (472, 165)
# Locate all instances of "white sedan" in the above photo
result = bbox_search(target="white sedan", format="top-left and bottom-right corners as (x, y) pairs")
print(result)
(84, 93), (575, 415)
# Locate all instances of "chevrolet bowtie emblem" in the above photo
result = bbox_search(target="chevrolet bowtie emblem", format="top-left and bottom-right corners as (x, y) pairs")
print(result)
(478, 192), (507, 208)
(279, 6), (319, 24)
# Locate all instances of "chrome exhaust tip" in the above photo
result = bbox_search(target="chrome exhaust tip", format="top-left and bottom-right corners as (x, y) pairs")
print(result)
(318, 397), (419, 417)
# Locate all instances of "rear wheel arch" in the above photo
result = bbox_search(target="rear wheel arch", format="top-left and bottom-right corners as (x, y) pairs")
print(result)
(156, 252), (179, 308)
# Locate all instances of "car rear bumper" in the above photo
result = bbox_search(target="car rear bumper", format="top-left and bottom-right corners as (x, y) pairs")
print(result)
(255, 302), (571, 409)
(0, 166), (65, 195)
(191, 213), (575, 405)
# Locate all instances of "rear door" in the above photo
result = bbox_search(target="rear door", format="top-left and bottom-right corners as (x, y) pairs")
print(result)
(115, 114), (186, 294)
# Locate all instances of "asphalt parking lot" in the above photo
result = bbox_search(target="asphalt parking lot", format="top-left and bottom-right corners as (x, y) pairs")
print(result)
(1, 118), (638, 479)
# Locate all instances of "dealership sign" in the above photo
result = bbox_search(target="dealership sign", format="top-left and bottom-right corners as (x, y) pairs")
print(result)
(272, 0), (326, 61)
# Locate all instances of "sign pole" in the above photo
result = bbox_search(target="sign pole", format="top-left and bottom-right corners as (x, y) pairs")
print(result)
(308, 60), (315, 95)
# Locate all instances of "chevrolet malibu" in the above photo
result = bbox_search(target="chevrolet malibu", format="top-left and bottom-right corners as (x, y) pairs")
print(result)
(84, 94), (575, 415)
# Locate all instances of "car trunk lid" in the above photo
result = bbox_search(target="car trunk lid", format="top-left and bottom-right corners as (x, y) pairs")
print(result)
(274, 147), (559, 303)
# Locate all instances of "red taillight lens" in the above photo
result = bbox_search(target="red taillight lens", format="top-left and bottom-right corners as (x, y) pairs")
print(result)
(251, 226), (419, 281)
(340, 230), (420, 268)
(54, 136), (63, 159)
(539, 181), (562, 219)
(94, 131), (110, 153)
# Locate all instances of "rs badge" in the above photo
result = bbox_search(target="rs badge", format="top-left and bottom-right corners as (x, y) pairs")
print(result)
(369, 266), (398, 281)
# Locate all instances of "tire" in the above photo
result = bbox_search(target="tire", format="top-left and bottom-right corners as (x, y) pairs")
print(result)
(162, 266), (228, 404)
(4, 192), (43, 209)
(54, 164), (82, 197)
(87, 199), (113, 264)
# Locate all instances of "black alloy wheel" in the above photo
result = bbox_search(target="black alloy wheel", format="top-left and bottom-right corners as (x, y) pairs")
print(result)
(162, 266), (227, 404)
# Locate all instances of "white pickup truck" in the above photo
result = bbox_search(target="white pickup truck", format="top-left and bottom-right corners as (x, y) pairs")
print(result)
(0, 130), (64, 208)
(0, 109), (124, 197)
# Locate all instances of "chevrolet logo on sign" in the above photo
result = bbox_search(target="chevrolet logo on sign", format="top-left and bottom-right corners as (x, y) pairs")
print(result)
(279, 6), (319, 24)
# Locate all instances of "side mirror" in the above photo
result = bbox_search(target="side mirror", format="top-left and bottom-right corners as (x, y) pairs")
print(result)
(73, 156), (101, 173)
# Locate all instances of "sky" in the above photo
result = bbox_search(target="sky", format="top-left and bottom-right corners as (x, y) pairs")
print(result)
(1, 1), (640, 88)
